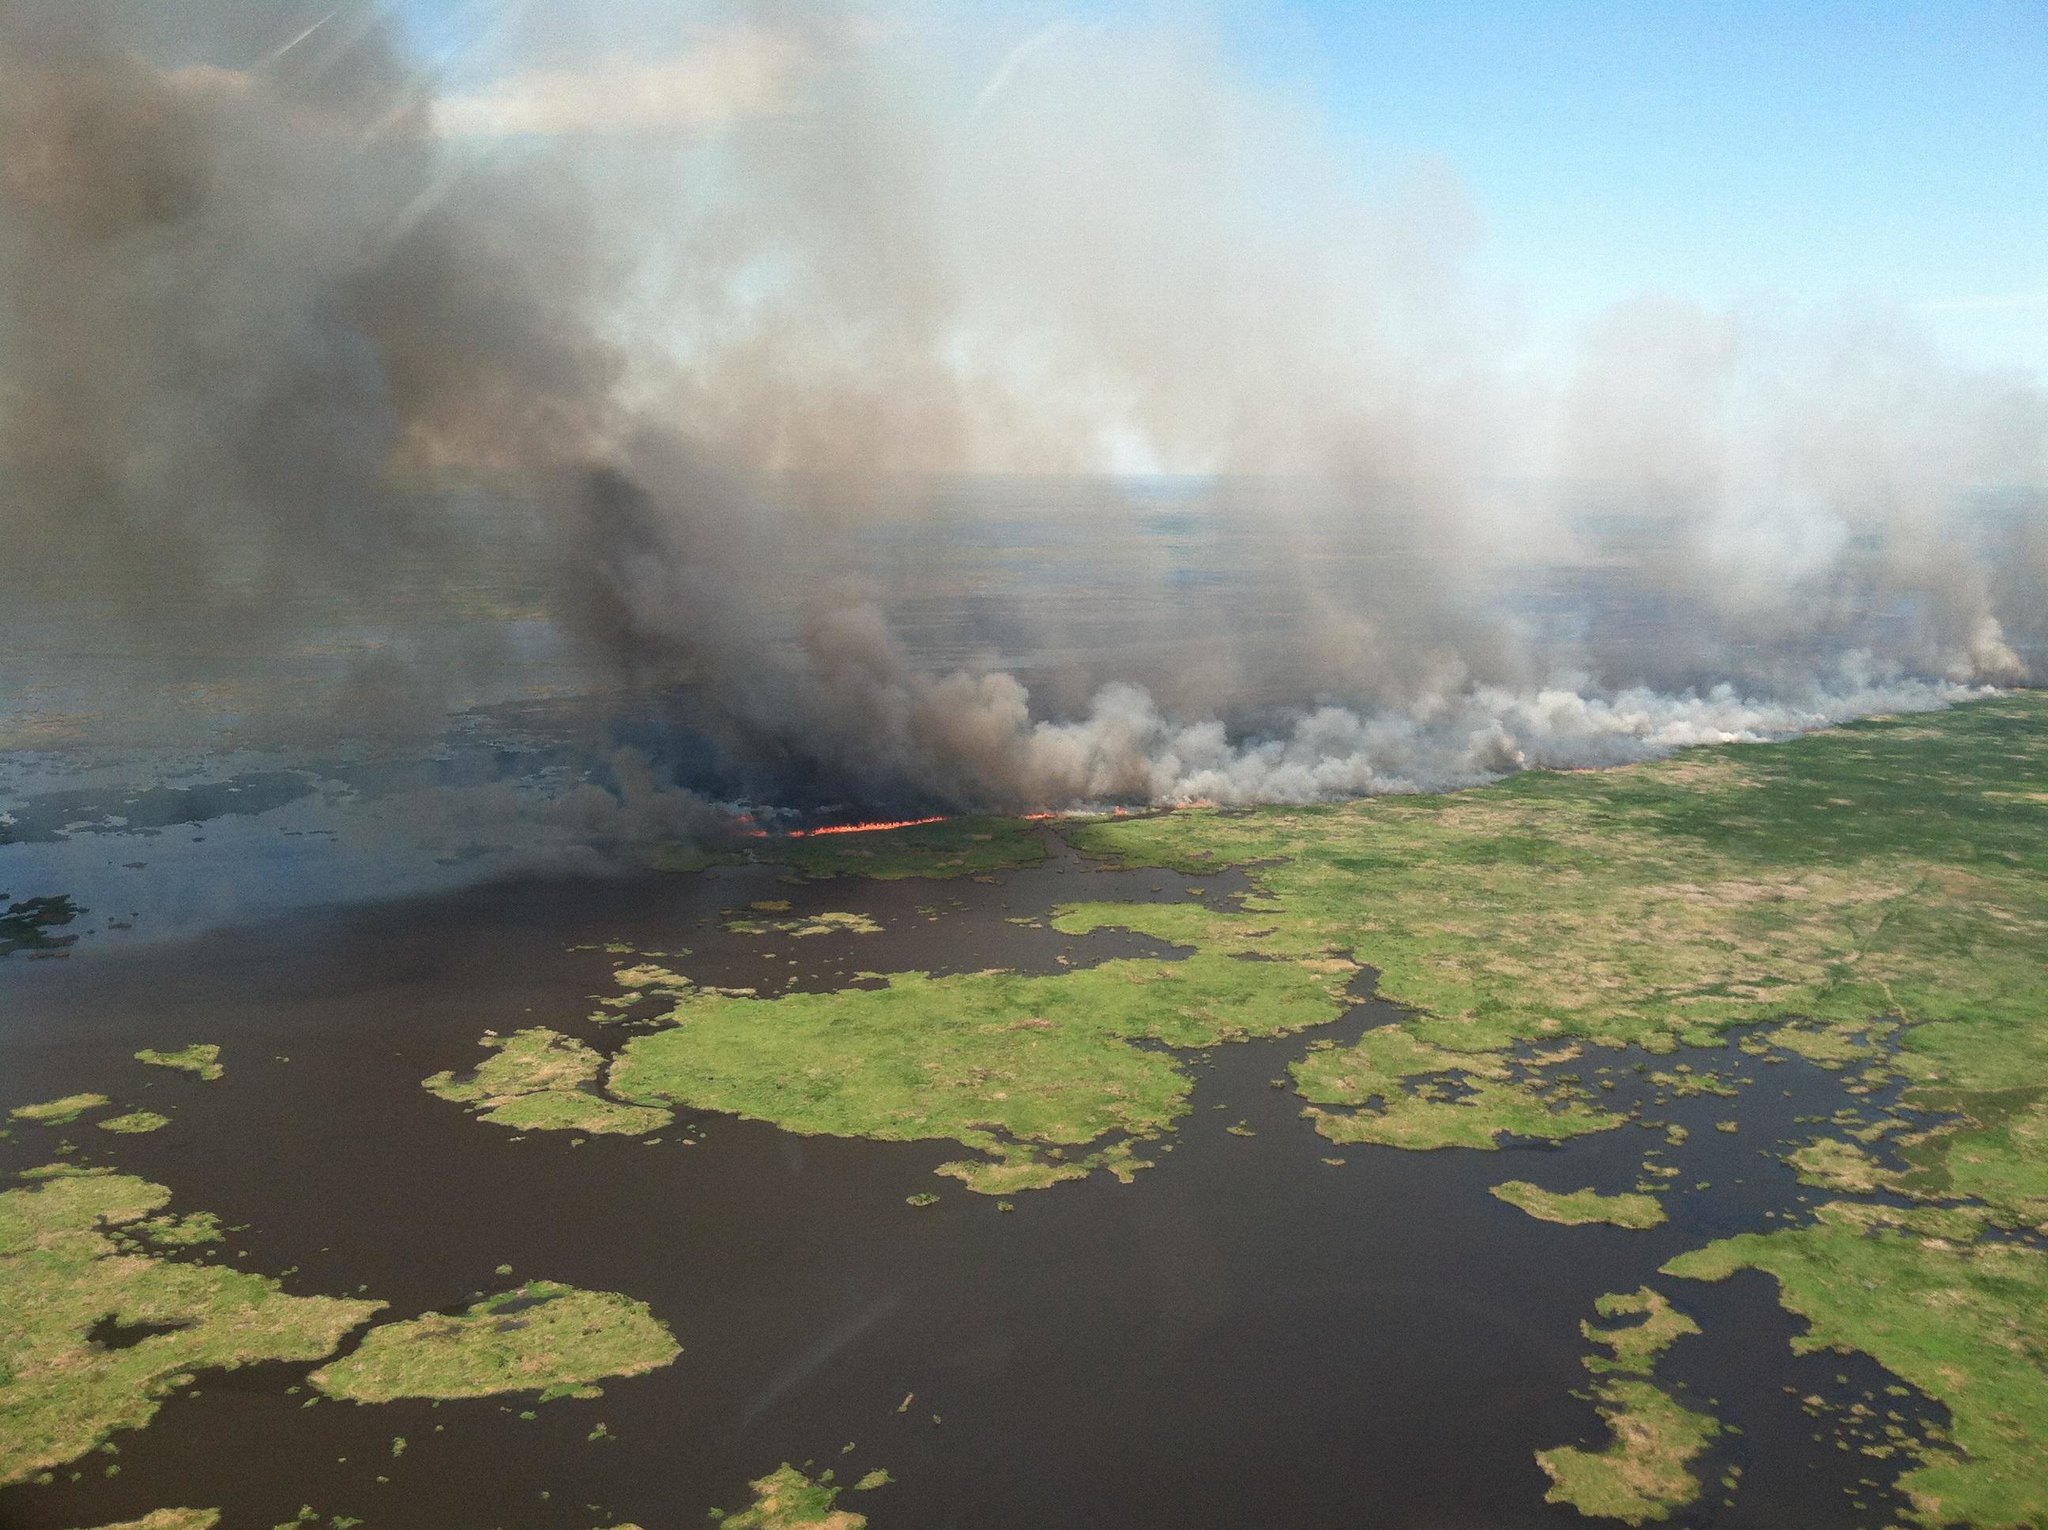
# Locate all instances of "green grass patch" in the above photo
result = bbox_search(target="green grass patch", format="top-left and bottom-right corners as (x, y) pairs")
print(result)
(267, 1510), (363, 1529)
(1490, 1181), (1666, 1229)
(124, 1212), (224, 1249)
(609, 915), (1353, 1192)
(424, 1029), (669, 1136)
(716, 1464), (866, 1529)
(1536, 1287), (1717, 1525)
(97, 1112), (171, 1135)
(133, 1046), (223, 1082)
(0, 1167), (380, 1485)
(1536, 1377), (1720, 1527)
(1787, 1136), (1904, 1196)
(11, 1094), (109, 1126)
(1890, 1086), (2048, 1231)
(1579, 1287), (1701, 1373)
(1293, 1028), (1624, 1149)
(310, 1281), (680, 1403)
(1759, 1021), (1882, 1071)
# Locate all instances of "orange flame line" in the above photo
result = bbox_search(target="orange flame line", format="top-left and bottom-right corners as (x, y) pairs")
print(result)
(786, 815), (949, 838)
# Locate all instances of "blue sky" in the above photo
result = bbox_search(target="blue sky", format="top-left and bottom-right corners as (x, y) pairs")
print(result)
(1238, 0), (2047, 374)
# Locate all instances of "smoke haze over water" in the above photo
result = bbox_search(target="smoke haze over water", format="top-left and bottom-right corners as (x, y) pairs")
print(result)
(2, 0), (2044, 826)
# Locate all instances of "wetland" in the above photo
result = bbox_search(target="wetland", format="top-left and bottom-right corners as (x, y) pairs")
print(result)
(2, 696), (2045, 1528)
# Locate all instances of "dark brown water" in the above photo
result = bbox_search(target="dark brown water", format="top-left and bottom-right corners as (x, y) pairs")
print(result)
(0, 841), (1938, 1530)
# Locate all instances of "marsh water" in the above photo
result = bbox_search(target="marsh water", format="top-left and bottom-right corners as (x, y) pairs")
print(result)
(0, 826), (1937, 1530)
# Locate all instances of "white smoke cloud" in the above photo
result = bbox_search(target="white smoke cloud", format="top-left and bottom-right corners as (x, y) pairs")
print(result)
(433, 28), (823, 138)
(730, 652), (1978, 810)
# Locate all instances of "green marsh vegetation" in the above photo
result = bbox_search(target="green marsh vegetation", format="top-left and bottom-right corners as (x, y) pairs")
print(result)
(1069, 698), (2048, 1062)
(133, 1046), (222, 1082)
(11, 1094), (110, 1126)
(79, 1511), (220, 1529)
(0, 1069), (689, 1505)
(1489, 1181), (1666, 1229)
(1667, 1210), (2048, 1527)
(97, 1112), (170, 1135)
(1290, 1026), (1621, 1149)
(128, 1211), (223, 1249)
(423, 1028), (670, 1136)
(607, 903), (1355, 1192)
(714, 1464), (867, 1529)
(0, 1166), (381, 1486)
(586, 959), (699, 1025)
(309, 1280), (680, 1404)
(1071, 693), (2048, 1525)
(1535, 1288), (1718, 1526)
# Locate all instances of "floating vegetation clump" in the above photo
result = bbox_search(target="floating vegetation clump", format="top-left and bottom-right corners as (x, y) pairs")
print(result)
(98, 1111), (172, 1135)
(310, 1281), (680, 1404)
(10, 1093), (110, 1126)
(423, 1028), (670, 1136)
(716, 1464), (867, 1529)
(135, 1045), (224, 1081)
(1489, 1180), (1665, 1229)
(611, 920), (1352, 1193)
(0, 1167), (380, 1486)
(1535, 1287), (1718, 1525)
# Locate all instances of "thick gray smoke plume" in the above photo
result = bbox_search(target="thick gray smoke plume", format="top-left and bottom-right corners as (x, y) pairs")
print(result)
(2, 0), (2043, 816)
(0, 0), (634, 746)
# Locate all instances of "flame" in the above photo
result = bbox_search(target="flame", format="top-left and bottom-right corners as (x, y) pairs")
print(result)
(787, 815), (949, 838)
